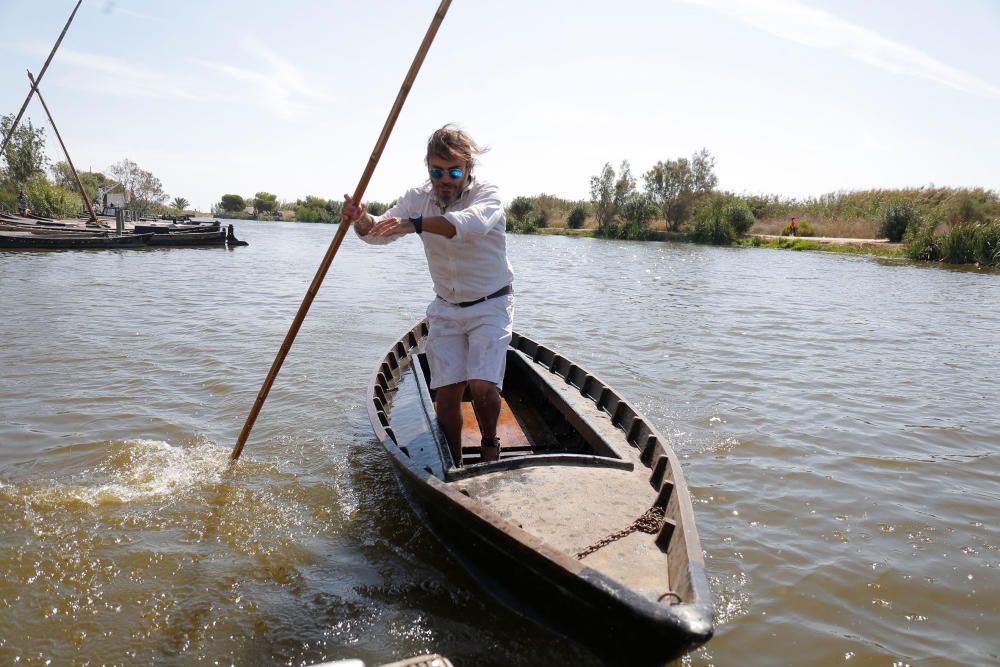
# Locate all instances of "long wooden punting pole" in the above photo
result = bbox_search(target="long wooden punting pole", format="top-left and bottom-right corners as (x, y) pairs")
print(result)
(0, 0), (83, 160)
(230, 0), (453, 462)
(27, 71), (99, 224)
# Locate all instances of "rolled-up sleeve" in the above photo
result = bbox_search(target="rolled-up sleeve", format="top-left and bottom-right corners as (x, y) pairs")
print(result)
(443, 184), (506, 240)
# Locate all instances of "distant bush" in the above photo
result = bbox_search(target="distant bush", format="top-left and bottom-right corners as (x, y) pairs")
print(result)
(507, 196), (535, 225)
(939, 221), (1000, 265)
(740, 192), (793, 221)
(687, 195), (752, 244)
(507, 217), (537, 234)
(593, 219), (659, 240)
(903, 222), (940, 261)
(780, 220), (815, 236)
(690, 216), (735, 245)
(721, 200), (755, 235)
(0, 190), (16, 213)
(904, 220), (1000, 266)
(26, 176), (81, 218)
(942, 191), (991, 228)
(879, 199), (919, 242)
(567, 202), (589, 229)
(367, 201), (394, 216)
(294, 196), (335, 223)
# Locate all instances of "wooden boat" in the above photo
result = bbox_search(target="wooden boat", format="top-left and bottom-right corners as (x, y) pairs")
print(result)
(0, 216), (245, 248)
(367, 320), (714, 665)
(0, 213), (112, 233)
(0, 231), (153, 249)
(143, 228), (228, 246)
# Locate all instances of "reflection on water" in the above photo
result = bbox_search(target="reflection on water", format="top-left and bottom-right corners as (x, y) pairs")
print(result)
(1, 222), (997, 666)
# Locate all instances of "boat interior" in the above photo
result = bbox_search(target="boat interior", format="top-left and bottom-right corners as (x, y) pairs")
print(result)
(378, 337), (635, 482)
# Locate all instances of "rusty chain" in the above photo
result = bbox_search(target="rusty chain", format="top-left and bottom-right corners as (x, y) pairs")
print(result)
(575, 506), (665, 560)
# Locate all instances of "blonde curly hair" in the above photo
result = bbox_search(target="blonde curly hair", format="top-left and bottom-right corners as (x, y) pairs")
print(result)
(425, 124), (487, 170)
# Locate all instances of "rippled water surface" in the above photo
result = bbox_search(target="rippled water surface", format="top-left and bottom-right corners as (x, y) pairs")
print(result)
(1, 221), (997, 666)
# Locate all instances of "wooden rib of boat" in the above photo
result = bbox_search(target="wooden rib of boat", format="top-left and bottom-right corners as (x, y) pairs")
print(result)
(367, 320), (714, 665)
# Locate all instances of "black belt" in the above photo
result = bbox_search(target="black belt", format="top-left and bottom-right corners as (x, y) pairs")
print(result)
(440, 284), (512, 308)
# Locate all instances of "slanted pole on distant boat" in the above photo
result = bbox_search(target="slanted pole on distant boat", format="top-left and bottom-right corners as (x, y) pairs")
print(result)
(27, 70), (100, 225)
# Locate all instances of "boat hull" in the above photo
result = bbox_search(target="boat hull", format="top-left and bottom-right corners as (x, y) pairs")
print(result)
(0, 231), (152, 249)
(368, 320), (714, 664)
(387, 452), (712, 665)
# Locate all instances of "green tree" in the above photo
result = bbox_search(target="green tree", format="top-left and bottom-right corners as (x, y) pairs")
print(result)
(644, 148), (718, 231)
(507, 196), (535, 223)
(171, 197), (190, 212)
(325, 198), (342, 220)
(106, 158), (167, 214)
(294, 195), (335, 222)
(220, 194), (246, 213)
(367, 201), (393, 216)
(613, 160), (636, 213)
(1, 114), (48, 184)
(690, 148), (718, 193)
(589, 162), (616, 231)
(79, 171), (113, 205)
(620, 192), (658, 228)
(253, 191), (278, 216)
(51, 160), (76, 189)
(133, 169), (167, 215)
(107, 158), (140, 202)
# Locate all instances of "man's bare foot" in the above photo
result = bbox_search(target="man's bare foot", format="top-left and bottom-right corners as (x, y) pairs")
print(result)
(480, 436), (501, 463)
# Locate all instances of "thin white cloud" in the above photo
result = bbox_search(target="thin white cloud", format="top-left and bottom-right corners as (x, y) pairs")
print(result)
(100, 2), (167, 23)
(679, 0), (1000, 100)
(193, 36), (336, 119)
(17, 43), (201, 101)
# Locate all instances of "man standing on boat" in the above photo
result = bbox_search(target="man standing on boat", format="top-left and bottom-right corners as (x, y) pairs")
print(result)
(343, 125), (514, 467)
(17, 189), (31, 216)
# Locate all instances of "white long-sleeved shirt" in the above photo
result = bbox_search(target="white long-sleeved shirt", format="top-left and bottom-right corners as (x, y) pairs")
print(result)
(355, 178), (514, 304)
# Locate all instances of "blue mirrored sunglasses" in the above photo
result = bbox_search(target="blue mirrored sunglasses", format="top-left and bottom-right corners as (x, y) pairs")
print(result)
(429, 167), (464, 180)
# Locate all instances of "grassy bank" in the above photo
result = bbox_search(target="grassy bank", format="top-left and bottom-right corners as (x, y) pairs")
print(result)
(506, 187), (999, 266)
(735, 236), (905, 258)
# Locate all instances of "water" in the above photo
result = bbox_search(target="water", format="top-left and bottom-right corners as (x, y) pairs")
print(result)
(1, 221), (997, 666)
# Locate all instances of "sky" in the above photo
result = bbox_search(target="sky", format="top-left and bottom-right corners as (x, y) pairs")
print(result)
(1, 0), (998, 212)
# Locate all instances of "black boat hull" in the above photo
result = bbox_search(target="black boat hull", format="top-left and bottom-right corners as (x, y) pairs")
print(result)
(368, 321), (714, 665)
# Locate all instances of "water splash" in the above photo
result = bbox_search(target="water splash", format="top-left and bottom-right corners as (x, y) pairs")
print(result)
(25, 439), (228, 508)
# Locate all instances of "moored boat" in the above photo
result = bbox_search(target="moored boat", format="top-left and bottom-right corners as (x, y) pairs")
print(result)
(0, 218), (246, 248)
(366, 320), (714, 665)
(0, 231), (153, 249)
(143, 228), (228, 246)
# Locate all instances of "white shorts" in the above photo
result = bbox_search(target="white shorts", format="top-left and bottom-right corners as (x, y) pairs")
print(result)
(425, 293), (514, 390)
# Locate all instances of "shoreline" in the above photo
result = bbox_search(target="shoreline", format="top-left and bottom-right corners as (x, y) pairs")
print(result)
(532, 226), (905, 257)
